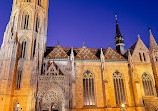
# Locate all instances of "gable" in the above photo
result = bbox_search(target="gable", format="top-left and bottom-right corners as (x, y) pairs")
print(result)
(130, 38), (150, 62)
(42, 62), (64, 75)
(75, 46), (99, 60)
(104, 47), (127, 61)
(46, 45), (68, 59)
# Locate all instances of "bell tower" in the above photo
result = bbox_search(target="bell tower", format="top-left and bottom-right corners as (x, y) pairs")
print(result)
(0, 0), (49, 111)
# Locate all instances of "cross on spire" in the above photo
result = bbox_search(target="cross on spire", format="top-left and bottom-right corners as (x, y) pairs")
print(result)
(83, 41), (85, 46)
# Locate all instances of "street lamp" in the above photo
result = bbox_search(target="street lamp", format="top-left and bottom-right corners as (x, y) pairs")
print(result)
(16, 103), (22, 111)
(17, 103), (20, 108)
(120, 104), (127, 111)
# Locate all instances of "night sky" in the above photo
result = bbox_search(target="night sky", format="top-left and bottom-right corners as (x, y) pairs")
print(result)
(0, 0), (158, 49)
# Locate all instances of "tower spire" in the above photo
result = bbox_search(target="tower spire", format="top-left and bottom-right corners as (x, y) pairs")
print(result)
(115, 14), (125, 55)
(149, 27), (157, 51)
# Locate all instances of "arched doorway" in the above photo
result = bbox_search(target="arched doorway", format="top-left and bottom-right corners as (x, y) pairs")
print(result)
(38, 86), (65, 111)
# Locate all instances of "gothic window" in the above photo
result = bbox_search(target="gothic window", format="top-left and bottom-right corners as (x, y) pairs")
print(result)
(26, 0), (31, 2)
(36, 17), (40, 32)
(32, 39), (36, 58)
(20, 40), (27, 58)
(16, 70), (22, 89)
(142, 73), (155, 96)
(139, 53), (142, 61)
(38, 0), (41, 6)
(155, 56), (157, 62)
(83, 70), (95, 106)
(23, 14), (29, 29)
(113, 70), (126, 105)
(41, 63), (46, 74)
(143, 53), (146, 62)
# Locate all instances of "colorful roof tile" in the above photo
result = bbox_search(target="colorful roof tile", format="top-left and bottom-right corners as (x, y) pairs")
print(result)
(104, 47), (126, 61)
(75, 46), (99, 60)
(46, 45), (68, 59)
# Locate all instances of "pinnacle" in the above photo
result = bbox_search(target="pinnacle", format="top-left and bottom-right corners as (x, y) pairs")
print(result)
(149, 28), (157, 51)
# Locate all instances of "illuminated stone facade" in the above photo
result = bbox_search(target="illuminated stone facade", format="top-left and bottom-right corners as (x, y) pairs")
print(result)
(0, 0), (158, 111)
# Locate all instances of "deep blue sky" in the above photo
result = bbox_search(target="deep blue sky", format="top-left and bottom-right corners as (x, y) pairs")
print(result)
(0, 0), (158, 49)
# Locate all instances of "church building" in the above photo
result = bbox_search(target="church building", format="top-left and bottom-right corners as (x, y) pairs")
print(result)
(0, 0), (158, 111)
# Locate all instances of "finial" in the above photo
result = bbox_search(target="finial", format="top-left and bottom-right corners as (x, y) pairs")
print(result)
(149, 27), (151, 31)
(115, 14), (118, 22)
(137, 34), (140, 39)
(108, 43), (110, 47)
(83, 41), (85, 46)
(58, 41), (59, 45)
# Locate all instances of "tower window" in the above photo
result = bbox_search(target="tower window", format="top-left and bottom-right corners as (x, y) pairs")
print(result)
(32, 39), (36, 58)
(16, 70), (22, 89)
(113, 70), (126, 105)
(38, 0), (41, 6)
(142, 73), (155, 96)
(20, 41), (27, 58)
(139, 53), (142, 61)
(83, 70), (95, 106)
(36, 17), (40, 32)
(143, 53), (146, 62)
(23, 14), (29, 29)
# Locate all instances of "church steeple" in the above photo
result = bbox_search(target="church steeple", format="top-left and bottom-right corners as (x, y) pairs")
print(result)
(115, 14), (125, 55)
(149, 27), (158, 51)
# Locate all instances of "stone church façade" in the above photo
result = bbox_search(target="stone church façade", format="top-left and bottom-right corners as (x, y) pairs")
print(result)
(0, 0), (158, 111)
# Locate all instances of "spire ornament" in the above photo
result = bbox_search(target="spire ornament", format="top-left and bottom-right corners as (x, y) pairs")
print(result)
(115, 14), (118, 21)
(83, 41), (85, 46)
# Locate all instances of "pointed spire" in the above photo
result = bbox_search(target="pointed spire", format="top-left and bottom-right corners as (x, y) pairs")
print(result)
(115, 14), (125, 55)
(70, 47), (74, 61)
(115, 14), (121, 37)
(149, 27), (157, 51)
(100, 48), (105, 62)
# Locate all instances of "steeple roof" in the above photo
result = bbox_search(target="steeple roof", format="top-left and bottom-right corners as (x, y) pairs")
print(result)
(149, 27), (157, 51)
(115, 15), (122, 38)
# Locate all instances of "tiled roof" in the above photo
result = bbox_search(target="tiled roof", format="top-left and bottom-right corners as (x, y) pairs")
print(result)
(75, 46), (99, 60)
(46, 45), (68, 59)
(104, 47), (127, 61)
(44, 45), (127, 61)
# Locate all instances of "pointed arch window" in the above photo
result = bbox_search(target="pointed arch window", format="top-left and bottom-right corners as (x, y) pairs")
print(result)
(23, 14), (29, 29)
(20, 40), (27, 58)
(113, 70), (126, 105)
(32, 39), (36, 58)
(139, 53), (142, 61)
(26, 0), (31, 2)
(16, 70), (22, 89)
(143, 53), (146, 62)
(155, 56), (157, 62)
(41, 63), (46, 75)
(83, 70), (95, 106)
(38, 0), (41, 6)
(36, 17), (40, 32)
(142, 73), (155, 96)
